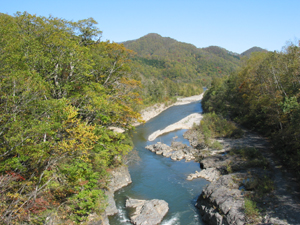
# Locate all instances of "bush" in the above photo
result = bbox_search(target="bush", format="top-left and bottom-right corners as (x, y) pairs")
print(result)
(244, 198), (259, 220)
(192, 113), (243, 149)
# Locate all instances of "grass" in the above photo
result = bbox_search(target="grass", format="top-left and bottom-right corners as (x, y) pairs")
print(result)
(244, 197), (260, 223)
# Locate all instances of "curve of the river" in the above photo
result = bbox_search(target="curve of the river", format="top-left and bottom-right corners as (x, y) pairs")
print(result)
(109, 101), (209, 225)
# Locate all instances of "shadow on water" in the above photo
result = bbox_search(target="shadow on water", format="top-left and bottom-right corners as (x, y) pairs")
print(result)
(109, 101), (209, 225)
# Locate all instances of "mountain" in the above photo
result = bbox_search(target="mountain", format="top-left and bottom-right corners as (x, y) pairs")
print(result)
(123, 33), (241, 81)
(241, 46), (268, 57)
(122, 33), (265, 105)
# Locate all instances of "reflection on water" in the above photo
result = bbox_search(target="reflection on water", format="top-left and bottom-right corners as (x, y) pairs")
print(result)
(109, 101), (209, 225)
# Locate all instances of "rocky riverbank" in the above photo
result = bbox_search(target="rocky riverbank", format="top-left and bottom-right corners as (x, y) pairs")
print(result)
(184, 128), (300, 225)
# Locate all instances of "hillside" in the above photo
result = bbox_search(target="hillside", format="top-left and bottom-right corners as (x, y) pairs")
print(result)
(123, 33), (241, 81)
(122, 33), (244, 105)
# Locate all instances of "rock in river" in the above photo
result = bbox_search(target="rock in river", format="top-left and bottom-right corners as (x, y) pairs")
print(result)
(126, 198), (169, 225)
(145, 142), (198, 162)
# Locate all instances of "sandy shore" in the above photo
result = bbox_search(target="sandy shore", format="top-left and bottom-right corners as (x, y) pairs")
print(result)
(147, 92), (205, 141)
(112, 92), (205, 133)
(134, 92), (205, 127)
(148, 113), (203, 141)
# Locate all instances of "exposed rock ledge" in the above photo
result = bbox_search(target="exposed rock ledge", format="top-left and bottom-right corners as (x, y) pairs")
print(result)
(196, 173), (246, 225)
(148, 113), (203, 141)
(126, 198), (169, 225)
(105, 165), (132, 217)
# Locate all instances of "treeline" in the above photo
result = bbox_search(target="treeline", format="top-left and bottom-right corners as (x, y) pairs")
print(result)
(202, 43), (300, 175)
(123, 33), (242, 106)
(0, 12), (142, 224)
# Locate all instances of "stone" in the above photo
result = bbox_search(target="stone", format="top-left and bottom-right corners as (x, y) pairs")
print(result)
(196, 174), (246, 225)
(187, 168), (221, 182)
(146, 142), (199, 162)
(108, 165), (132, 192)
(126, 198), (169, 225)
(171, 149), (184, 160)
(171, 141), (186, 150)
(104, 165), (132, 217)
(105, 190), (118, 216)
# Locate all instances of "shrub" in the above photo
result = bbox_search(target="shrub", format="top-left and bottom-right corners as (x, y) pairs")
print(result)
(244, 198), (259, 220)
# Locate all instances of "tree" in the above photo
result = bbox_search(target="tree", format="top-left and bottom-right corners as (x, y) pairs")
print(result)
(0, 12), (141, 224)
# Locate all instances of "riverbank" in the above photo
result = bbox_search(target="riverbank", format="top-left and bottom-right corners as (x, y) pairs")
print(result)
(144, 93), (205, 141)
(184, 127), (300, 224)
(134, 92), (205, 127)
(148, 113), (203, 141)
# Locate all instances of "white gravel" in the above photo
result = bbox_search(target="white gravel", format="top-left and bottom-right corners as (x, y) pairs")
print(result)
(148, 113), (203, 141)
(134, 92), (205, 126)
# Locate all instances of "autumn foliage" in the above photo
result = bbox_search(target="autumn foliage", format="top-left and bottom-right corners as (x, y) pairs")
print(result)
(0, 12), (141, 224)
(202, 43), (300, 176)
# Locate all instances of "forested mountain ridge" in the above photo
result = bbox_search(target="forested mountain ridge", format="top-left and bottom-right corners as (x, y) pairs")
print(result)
(122, 33), (260, 106)
(123, 33), (241, 81)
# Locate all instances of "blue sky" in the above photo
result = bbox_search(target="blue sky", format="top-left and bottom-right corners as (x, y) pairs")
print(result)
(2, 0), (299, 53)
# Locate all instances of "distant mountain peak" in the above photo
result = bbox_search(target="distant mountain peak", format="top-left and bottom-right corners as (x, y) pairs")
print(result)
(241, 47), (268, 57)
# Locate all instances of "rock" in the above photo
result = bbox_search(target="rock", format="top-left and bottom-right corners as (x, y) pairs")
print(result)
(85, 213), (110, 225)
(196, 174), (246, 225)
(183, 129), (199, 148)
(187, 168), (221, 182)
(126, 198), (169, 225)
(200, 154), (231, 171)
(108, 165), (132, 192)
(105, 190), (118, 216)
(145, 142), (173, 156)
(171, 149), (184, 160)
(146, 142), (198, 162)
(171, 141), (186, 150)
(104, 165), (132, 217)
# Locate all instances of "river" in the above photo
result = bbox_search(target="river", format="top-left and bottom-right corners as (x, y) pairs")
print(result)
(109, 101), (209, 225)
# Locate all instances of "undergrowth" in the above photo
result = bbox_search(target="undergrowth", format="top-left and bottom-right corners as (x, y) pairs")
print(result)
(192, 112), (244, 149)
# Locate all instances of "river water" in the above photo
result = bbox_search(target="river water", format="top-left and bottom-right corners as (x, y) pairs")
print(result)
(109, 101), (209, 225)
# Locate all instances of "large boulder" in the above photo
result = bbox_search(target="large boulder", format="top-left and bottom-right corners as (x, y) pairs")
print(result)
(187, 168), (221, 182)
(126, 198), (169, 225)
(108, 165), (132, 192)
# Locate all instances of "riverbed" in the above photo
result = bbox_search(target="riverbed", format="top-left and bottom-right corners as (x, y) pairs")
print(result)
(109, 101), (209, 224)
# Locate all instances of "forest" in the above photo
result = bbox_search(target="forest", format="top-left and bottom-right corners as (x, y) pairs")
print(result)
(123, 33), (244, 106)
(202, 43), (300, 176)
(0, 12), (143, 224)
